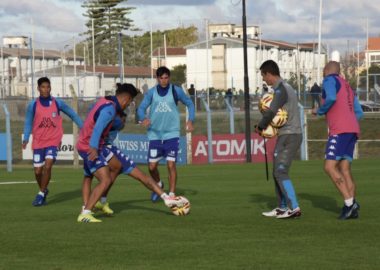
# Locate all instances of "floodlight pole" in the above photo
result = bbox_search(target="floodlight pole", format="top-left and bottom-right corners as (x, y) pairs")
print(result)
(242, 0), (251, 162)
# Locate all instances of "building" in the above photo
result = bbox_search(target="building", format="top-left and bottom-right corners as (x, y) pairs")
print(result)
(29, 65), (155, 97)
(0, 45), (83, 98)
(186, 35), (325, 93)
(367, 37), (380, 66)
(151, 47), (186, 70)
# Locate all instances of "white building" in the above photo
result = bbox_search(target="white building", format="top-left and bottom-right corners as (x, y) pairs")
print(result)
(151, 47), (186, 70)
(186, 36), (326, 93)
(367, 37), (380, 66)
(29, 65), (155, 97)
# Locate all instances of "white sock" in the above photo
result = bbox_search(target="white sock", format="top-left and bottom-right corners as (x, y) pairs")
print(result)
(157, 181), (163, 188)
(169, 192), (175, 197)
(82, 209), (91, 215)
(100, 197), (107, 204)
(161, 193), (169, 200)
(38, 191), (45, 197)
(344, 197), (354, 207)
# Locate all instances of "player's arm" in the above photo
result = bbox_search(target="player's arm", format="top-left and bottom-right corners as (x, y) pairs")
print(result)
(89, 105), (116, 150)
(22, 101), (35, 149)
(317, 76), (338, 115)
(136, 89), (153, 127)
(176, 86), (195, 131)
(353, 95), (364, 120)
(257, 85), (287, 130)
(56, 98), (83, 128)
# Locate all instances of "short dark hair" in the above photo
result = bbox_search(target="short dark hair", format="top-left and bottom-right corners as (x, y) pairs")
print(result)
(37, 77), (50, 86)
(156, 66), (170, 77)
(116, 83), (138, 98)
(260, 60), (280, 76)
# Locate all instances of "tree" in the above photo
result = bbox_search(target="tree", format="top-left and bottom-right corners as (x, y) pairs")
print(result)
(82, 0), (135, 65)
(170, 65), (186, 86)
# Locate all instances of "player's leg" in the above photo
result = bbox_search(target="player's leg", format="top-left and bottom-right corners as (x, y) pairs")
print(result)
(274, 134), (302, 219)
(32, 148), (47, 206)
(128, 166), (185, 209)
(164, 138), (180, 197)
(82, 175), (93, 211)
(77, 150), (111, 222)
(148, 140), (164, 202)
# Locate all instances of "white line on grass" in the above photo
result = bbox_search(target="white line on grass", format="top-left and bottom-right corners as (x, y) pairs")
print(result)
(0, 181), (56, 185)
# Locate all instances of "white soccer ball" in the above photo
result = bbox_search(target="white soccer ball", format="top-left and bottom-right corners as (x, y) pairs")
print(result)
(171, 196), (191, 216)
(261, 125), (278, 138)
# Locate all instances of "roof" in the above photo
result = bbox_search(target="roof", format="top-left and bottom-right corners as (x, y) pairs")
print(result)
(152, 47), (186, 57)
(368, 37), (380, 51)
(32, 65), (154, 78)
(186, 36), (315, 52)
(1, 47), (83, 60)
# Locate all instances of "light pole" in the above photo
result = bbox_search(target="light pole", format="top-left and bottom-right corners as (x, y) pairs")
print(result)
(317, 0), (323, 85)
(242, 0), (251, 162)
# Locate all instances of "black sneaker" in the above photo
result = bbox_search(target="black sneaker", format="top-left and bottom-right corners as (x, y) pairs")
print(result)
(338, 203), (359, 220)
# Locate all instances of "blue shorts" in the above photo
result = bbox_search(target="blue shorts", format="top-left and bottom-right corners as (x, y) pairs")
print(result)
(325, 133), (358, 162)
(79, 146), (111, 177)
(33, 146), (58, 167)
(148, 138), (179, 162)
(106, 145), (136, 175)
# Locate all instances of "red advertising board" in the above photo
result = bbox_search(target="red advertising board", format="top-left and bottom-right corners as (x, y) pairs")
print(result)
(192, 133), (276, 164)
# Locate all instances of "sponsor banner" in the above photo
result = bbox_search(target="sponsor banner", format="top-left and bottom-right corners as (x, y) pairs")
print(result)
(22, 134), (79, 160)
(0, 133), (7, 160)
(116, 134), (187, 165)
(192, 133), (276, 164)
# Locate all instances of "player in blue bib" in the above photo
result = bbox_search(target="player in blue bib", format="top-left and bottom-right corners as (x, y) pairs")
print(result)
(137, 66), (195, 201)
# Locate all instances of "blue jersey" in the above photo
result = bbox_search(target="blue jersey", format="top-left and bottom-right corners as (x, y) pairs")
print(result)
(137, 84), (195, 140)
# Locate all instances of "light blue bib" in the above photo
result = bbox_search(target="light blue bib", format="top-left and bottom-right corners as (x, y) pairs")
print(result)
(148, 84), (180, 140)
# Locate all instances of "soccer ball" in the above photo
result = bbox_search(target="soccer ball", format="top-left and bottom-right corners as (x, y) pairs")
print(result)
(171, 196), (191, 216)
(271, 108), (288, 128)
(261, 125), (278, 138)
(258, 93), (273, 113)
(258, 93), (288, 128)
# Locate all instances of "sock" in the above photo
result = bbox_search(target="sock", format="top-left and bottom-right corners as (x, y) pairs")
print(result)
(344, 197), (354, 207)
(157, 181), (163, 188)
(282, 179), (299, 209)
(38, 191), (45, 197)
(100, 197), (107, 204)
(280, 195), (287, 209)
(161, 193), (169, 200)
(82, 209), (91, 215)
(169, 192), (176, 197)
(82, 205), (86, 212)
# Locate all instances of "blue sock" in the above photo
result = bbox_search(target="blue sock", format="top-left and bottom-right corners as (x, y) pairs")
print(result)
(280, 195), (287, 209)
(282, 179), (299, 209)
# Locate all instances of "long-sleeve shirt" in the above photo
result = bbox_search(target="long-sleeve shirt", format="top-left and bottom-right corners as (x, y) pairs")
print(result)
(318, 74), (363, 120)
(23, 96), (83, 142)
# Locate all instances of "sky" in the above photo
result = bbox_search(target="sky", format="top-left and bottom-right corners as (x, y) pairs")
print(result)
(0, 0), (379, 55)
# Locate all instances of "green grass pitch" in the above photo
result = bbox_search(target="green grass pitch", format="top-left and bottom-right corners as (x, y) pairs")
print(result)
(0, 160), (379, 270)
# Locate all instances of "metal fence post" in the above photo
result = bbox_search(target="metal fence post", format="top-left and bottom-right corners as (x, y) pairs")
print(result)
(201, 98), (213, 163)
(2, 103), (12, 172)
(299, 103), (308, 161)
(224, 99), (235, 134)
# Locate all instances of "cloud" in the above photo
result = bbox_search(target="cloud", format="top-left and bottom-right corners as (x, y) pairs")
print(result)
(127, 0), (216, 5)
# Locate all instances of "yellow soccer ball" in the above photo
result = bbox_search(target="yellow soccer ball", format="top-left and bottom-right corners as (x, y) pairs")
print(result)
(261, 125), (278, 138)
(271, 108), (288, 128)
(258, 93), (273, 113)
(171, 196), (191, 216)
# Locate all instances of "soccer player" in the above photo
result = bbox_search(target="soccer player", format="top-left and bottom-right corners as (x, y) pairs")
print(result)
(255, 60), (302, 219)
(81, 112), (186, 216)
(314, 61), (363, 220)
(22, 77), (83, 206)
(137, 66), (195, 201)
(76, 83), (137, 222)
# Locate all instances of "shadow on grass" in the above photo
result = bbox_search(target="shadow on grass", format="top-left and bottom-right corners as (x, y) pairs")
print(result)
(298, 193), (340, 213)
(249, 193), (277, 210)
(110, 199), (171, 215)
(47, 188), (82, 205)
